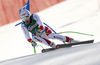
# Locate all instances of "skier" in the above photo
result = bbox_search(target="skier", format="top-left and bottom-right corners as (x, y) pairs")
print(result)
(20, 9), (78, 48)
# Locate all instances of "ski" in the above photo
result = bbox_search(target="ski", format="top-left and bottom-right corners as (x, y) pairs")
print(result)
(41, 39), (94, 53)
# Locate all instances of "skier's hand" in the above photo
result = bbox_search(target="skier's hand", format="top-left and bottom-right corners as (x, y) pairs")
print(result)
(31, 40), (37, 46)
(36, 29), (42, 36)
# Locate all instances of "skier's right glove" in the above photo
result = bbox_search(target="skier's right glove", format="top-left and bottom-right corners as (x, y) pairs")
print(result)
(31, 40), (37, 46)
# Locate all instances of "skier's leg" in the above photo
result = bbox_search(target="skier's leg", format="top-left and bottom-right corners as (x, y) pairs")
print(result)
(45, 26), (77, 43)
(32, 36), (57, 48)
(44, 26), (78, 43)
(44, 26), (70, 42)
(48, 34), (69, 42)
(48, 34), (78, 43)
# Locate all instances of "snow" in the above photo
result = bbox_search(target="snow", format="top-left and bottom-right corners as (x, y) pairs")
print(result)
(0, 0), (100, 64)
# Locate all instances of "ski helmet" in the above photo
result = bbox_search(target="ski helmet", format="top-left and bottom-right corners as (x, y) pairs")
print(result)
(20, 9), (31, 21)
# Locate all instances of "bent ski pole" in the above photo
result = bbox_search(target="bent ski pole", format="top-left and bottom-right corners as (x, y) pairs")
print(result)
(42, 31), (94, 36)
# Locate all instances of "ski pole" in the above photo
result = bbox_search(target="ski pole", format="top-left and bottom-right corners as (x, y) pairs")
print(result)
(15, 22), (22, 26)
(33, 46), (36, 54)
(32, 43), (44, 54)
(42, 31), (94, 36)
(35, 44), (44, 49)
(31, 42), (37, 54)
(39, 44), (44, 49)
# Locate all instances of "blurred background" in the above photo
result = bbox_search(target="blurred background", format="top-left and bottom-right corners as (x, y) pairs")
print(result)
(0, 0), (64, 27)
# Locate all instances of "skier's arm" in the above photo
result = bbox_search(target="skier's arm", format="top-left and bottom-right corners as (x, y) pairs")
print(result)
(21, 25), (37, 46)
(21, 25), (32, 42)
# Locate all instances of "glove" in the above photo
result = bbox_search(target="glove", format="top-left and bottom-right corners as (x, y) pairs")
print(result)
(36, 29), (42, 36)
(31, 40), (37, 46)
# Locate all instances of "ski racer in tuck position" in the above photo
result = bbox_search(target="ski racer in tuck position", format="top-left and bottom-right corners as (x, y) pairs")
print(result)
(20, 9), (78, 48)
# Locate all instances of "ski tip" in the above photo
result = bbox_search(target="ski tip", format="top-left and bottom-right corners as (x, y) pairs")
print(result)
(42, 49), (45, 53)
(56, 45), (60, 49)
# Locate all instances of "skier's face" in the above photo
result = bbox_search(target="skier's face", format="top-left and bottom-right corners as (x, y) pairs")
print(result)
(23, 16), (30, 24)
(24, 18), (30, 24)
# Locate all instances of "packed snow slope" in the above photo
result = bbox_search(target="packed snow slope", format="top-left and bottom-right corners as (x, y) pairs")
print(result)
(0, 42), (100, 65)
(0, 0), (100, 64)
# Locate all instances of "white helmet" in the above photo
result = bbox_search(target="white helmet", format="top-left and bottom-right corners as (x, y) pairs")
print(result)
(20, 9), (31, 21)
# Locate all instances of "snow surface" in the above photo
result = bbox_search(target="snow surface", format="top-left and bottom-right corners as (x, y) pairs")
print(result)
(0, 0), (100, 65)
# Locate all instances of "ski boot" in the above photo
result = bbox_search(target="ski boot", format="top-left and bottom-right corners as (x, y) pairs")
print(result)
(50, 42), (59, 48)
(69, 38), (79, 43)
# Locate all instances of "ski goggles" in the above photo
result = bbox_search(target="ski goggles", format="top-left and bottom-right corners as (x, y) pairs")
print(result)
(22, 16), (30, 21)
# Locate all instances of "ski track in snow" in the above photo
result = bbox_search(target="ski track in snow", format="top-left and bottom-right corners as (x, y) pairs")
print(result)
(0, 0), (100, 65)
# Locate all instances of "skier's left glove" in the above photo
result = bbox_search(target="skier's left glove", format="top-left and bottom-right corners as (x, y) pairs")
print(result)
(31, 40), (37, 46)
(36, 29), (42, 36)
